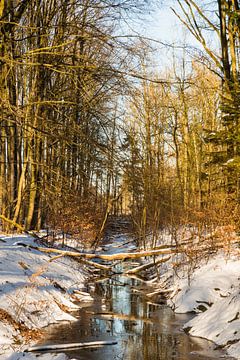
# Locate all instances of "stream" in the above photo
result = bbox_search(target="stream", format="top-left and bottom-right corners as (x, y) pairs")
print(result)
(37, 235), (234, 360)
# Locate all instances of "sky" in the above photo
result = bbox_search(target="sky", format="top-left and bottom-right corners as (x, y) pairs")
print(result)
(126, 1), (197, 73)
(144, 2), (184, 43)
(133, 1), (219, 73)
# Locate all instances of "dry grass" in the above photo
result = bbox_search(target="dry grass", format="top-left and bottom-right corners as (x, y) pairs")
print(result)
(0, 308), (43, 343)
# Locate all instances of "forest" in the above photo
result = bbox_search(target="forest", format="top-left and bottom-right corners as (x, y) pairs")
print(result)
(0, 1), (240, 360)
(0, 0), (240, 243)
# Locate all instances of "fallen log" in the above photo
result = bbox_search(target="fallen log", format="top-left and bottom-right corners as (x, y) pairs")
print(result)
(146, 300), (163, 307)
(0, 214), (40, 239)
(50, 244), (114, 271)
(77, 258), (113, 271)
(124, 274), (149, 283)
(125, 256), (171, 274)
(27, 244), (176, 261)
(146, 288), (173, 297)
(25, 340), (117, 352)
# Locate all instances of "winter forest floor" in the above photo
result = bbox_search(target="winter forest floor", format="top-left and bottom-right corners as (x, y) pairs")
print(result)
(0, 227), (239, 360)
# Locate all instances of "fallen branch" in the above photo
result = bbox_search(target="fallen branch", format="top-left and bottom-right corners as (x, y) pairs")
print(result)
(146, 288), (173, 297)
(54, 244), (114, 272)
(109, 239), (135, 248)
(0, 214), (39, 239)
(146, 300), (163, 307)
(124, 274), (149, 283)
(49, 254), (65, 262)
(125, 256), (171, 274)
(28, 244), (176, 261)
(25, 340), (118, 352)
(73, 290), (93, 297)
(47, 250), (113, 272)
(77, 258), (113, 271)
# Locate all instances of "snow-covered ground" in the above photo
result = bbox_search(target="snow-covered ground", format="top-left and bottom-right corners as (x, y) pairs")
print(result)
(166, 252), (240, 359)
(7, 353), (68, 360)
(140, 227), (240, 359)
(0, 231), (239, 360)
(0, 234), (93, 360)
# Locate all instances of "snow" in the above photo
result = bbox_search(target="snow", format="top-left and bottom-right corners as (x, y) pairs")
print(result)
(0, 323), (16, 345)
(166, 253), (240, 359)
(0, 232), (239, 359)
(169, 257), (240, 313)
(224, 158), (235, 166)
(6, 352), (69, 360)
(186, 292), (240, 354)
(0, 234), (92, 360)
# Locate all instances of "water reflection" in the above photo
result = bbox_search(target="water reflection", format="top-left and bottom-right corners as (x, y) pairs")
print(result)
(40, 271), (233, 360)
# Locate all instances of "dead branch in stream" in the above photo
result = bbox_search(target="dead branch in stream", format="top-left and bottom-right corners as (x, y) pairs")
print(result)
(125, 256), (171, 274)
(146, 288), (174, 297)
(22, 237), (237, 265)
(28, 244), (177, 260)
(25, 340), (118, 352)
(50, 253), (112, 271)
(77, 258), (112, 271)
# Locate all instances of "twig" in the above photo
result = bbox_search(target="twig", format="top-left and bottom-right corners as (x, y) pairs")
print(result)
(25, 340), (118, 352)
(125, 256), (171, 274)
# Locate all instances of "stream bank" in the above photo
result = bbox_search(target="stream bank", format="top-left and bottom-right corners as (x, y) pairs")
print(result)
(34, 233), (236, 360)
(0, 230), (239, 360)
(0, 234), (91, 360)
(38, 265), (234, 360)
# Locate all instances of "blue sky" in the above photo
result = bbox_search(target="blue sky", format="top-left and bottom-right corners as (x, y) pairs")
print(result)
(120, 1), (220, 75)
(134, 1), (202, 71)
(144, 2), (182, 42)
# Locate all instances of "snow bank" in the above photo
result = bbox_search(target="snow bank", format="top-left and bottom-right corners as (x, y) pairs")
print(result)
(5, 352), (69, 360)
(167, 254), (240, 359)
(0, 234), (92, 359)
(0, 323), (16, 345)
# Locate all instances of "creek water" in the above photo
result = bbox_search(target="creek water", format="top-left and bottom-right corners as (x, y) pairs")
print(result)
(39, 236), (233, 360)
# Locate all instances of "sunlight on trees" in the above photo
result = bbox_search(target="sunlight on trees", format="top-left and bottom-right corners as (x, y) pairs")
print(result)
(0, 0), (240, 245)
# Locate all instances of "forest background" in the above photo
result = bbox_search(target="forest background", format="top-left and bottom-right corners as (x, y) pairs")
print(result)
(0, 0), (240, 247)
